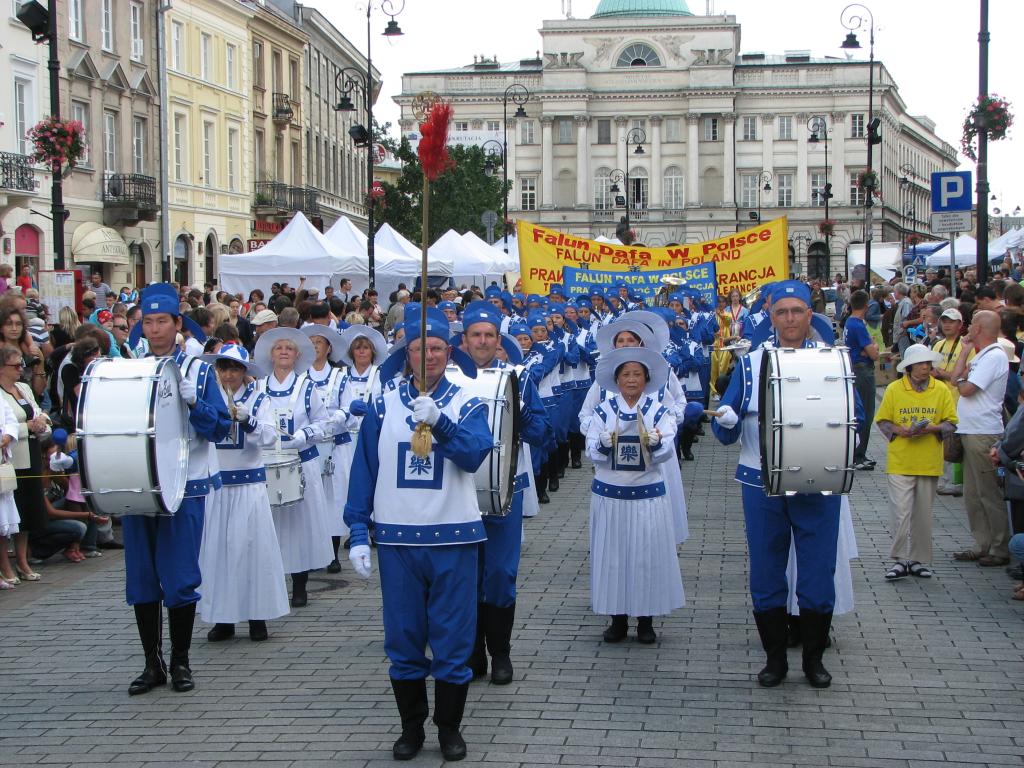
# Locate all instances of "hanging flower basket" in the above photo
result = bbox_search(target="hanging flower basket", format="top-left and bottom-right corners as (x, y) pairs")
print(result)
(856, 170), (879, 193)
(907, 233), (924, 246)
(27, 116), (86, 170)
(961, 94), (1013, 162)
(818, 218), (837, 236)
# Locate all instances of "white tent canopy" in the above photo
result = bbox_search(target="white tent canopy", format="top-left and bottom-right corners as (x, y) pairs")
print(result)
(323, 217), (419, 299)
(989, 227), (1024, 254)
(925, 234), (1004, 267)
(461, 231), (520, 274)
(219, 212), (357, 297)
(375, 223), (423, 262)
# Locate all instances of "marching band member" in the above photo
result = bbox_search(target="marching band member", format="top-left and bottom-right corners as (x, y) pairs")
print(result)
(564, 302), (595, 468)
(459, 301), (550, 685)
(523, 311), (562, 503)
(124, 283), (232, 695)
(548, 304), (579, 480)
(712, 280), (861, 689)
(588, 346), (684, 644)
(301, 324), (349, 572)
(198, 344), (289, 642)
(344, 305), (492, 762)
(253, 328), (333, 608)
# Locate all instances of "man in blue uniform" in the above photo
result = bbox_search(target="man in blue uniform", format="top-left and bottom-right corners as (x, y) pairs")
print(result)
(124, 283), (232, 695)
(344, 306), (493, 762)
(460, 301), (550, 685)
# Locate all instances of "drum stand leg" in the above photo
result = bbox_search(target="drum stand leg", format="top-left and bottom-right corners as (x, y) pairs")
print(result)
(167, 602), (196, 693)
(128, 602), (167, 696)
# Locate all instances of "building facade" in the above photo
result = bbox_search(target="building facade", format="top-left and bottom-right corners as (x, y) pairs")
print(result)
(396, 0), (958, 280)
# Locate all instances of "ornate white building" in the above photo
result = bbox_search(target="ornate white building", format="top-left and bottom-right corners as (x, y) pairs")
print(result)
(396, 0), (957, 279)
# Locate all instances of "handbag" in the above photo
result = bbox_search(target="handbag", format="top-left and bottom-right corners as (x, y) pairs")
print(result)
(943, 432), (964, 463)
(0, 460), (18, 494)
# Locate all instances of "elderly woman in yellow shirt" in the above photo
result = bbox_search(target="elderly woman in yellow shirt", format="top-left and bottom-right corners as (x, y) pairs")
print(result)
(875, 344), (958, 580)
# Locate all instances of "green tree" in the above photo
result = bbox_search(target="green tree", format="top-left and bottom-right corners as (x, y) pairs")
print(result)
(375, 133), (511, 247)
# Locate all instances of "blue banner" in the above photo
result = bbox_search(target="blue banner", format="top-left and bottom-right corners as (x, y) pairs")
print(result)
(562, 262), (718, 305)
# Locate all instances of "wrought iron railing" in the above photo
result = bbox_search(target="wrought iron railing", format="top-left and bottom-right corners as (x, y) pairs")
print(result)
(103, 173), (156, 205)
(272, 92), (293, 122)
(0, 152), (35, 193)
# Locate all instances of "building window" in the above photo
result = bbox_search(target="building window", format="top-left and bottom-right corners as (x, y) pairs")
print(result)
(226, 44), (236, 90)
(291, 140), (300, 186)
(593, 168), (612, 210)
(742, 116), (758, 141)
(171, 22), (184, 71)
(596, 119), (612, 144)
(664, 118), (681, 142)
(71, 101), (90, 165)
(130, 2), (144, 61)
(850, 171), (866, 206)
(616, 43), (661, 67)
(68, 0), (82, 41)
(703, 117), (719, 142)
(14, 79), (31, 156)
(101, 0), (113, 51)
(132, 117), (146, 174)
(628, 168), (648, 211)
(252, 41), (264, 88)
(663, 166), (684, 210)
(776, 173), (793, 207)
(486, 120), (500, 133)
(103, 110), (117, 174)
(850, 113), (865, 138)
(453, 121), (469, 132)
(520, 177), (537, 211)
(200, 33), (211, 80)
(777, 115), (793, 141)
(520, 120), (535, 145)
(227, 127), (238, 191)
(289, 58), (299, 98)
(556, 119), (573, 144)
(740, 174), (759, 209)
(202, 121), (214, 187)
(810, 171), (827, 206)
(254, 127), (265, 181)
(173, 114), (186, 182)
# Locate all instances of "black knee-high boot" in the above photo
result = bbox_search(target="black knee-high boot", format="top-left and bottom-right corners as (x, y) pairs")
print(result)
(468, 604), (488, 679)
(128, 602), (166, 696)
(535, 469), (550, 504)
(391, 677), (429, 760)
(167, 602), (196, 693)
(680, 427), (697, 461)
(799, 610), (833, 688)
(546, 456), (560, 492)
(327, 537), (342, 573)
(753, 607), (788, 687)
(434, 680), (469, 761)
(291, 571), (308, 607)
(485, 602), (516, 685)
(569, 432), (584, 468)
(557, 441), (569, 477)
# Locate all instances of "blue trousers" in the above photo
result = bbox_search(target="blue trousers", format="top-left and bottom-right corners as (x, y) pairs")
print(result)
(569, 386), (587, 435)
(122, 495), (205, 608)
(740, 484), (840, 613)
(379, 543), (478, 684)
(478, 492), (523, 607)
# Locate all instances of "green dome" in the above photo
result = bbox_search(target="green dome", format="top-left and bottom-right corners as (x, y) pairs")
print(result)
(592, 0), (693, 18)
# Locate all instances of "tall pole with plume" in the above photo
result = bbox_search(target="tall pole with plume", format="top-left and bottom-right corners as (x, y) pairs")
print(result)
(411, 97), (454, 458)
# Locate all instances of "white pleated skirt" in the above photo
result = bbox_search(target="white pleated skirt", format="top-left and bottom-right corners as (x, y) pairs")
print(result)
(0, 491), (19, 537)
(589, 492), (685, 617)
(272, 459), (334, 573)
(520, 445), (539, 520)
(787, 495), (859, 616)
(198, 482), (290, 623)
(660, 449), (689, 544)
(323, 442), (349, 538)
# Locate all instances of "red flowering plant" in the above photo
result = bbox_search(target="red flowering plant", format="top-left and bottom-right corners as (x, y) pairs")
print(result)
(962, 94), (1013, 161)
(27, 117), (86, 170)
(818, 218), (837, 236)
(907, 233), (924, 246)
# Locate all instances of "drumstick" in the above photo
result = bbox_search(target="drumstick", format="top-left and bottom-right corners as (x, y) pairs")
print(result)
(704, 409), (724, 416)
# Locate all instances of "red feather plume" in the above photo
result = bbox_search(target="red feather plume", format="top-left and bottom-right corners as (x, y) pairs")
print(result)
(417, 102), (454, 182)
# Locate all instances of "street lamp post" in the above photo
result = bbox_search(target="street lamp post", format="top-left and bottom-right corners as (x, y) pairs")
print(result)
(608, 168), (627, 227)
(898, 163), (917, 257)
(808, 116), (833, 255)
(841, 3), (880, 284)
(332, 0), (404, 290)
(624, 127), (646, 227)
(497, 84), (529, 254)
(755, 170), (773, 225)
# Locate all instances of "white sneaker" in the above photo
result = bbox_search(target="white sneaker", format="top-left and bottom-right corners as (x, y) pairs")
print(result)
(936, 484), (963, 496)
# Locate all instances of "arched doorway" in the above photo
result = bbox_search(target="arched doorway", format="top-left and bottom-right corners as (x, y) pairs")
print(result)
(173, 234), (191, 286)
(807, 241), (830, 281)
(14, 224), (41, 278)
(204, 232), (218, 289)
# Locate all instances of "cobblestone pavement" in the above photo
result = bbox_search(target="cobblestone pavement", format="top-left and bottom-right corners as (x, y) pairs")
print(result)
(2, 431), (1023, 768)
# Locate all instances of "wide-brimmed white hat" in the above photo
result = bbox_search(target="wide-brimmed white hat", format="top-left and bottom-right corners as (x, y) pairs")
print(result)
(595, 314), (668, 354)
(301, 324), (345, 363)
(254, 327), (315, 375)
(595, 346), (668, 395)
(896, 343), (943, 373)
(339, 325), (388, 369)
(998, 337), (1020, 364)
(201, 343), (263, 376)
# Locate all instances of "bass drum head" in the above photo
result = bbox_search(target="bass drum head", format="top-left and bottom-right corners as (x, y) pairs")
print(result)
(492, 369), (521, 516)
(151, 360), (190, 513)
(758, 349), (778, 495)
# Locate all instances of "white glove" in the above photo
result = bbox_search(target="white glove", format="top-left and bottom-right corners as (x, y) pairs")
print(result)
(179, 376), (197, 406)
(715, 405), (739, 429)
(412, 396), (441, 426)
(646, 429), (662, 447)
(49, 451), (74, 471)
(599, 431), (614, 448)
(349, 544), (372, 579)
(233, 402), (251, 423)
(287, 427), (313, 452)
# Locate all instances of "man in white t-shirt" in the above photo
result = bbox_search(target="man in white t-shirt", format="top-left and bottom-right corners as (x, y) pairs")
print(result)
(950, 310), (1011, 565)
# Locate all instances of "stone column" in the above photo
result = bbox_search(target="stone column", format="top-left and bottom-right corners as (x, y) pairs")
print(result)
(686, 113), (700, 204)
(540, 116), (554, 209)
(650, 115), (663, 208)
(575, 115), (590, 207)
(722, 113), (736, 206)
(830, 112), (847, 205)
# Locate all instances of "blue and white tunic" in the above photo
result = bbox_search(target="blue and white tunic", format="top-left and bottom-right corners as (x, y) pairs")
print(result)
(336, 363), (382, 523)
(304, 361), (350, 536)
(586, 394), (684, 616)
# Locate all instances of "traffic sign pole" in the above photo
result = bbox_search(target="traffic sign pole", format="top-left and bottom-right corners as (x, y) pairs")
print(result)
(951, 233), (957, 298)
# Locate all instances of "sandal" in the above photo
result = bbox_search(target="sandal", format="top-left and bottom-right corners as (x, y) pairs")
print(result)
(907, 561), (933, 578)
(978, 555), (1010, 567)
(953, 550), (982, 562)
(1012, 584), (1024, 601)
(885, 561), (909, 580)
(16, 569), (40, 581)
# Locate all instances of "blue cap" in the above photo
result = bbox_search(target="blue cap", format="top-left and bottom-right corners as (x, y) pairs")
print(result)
(770, 280), (811, 306)
(462, 299), (502, 331)
(526, 311), (548, 329)
(499, 291), (513, 311)
(547, 304), (564, 317)
(53, 428), (68, 447)
(614, 281), (627, 290)
(140, 283), (180, 317)
(485, 284), (502, 298)
(512, 292), (526, 303)
(576, 297), (592, 309)
(526, 294), (542, 306)
(438, 300), (458, 313)
(548, 283), (565, 296)
(668, 292), (685, 305)
(509, 321), (530, 337)
(403, 305), (451, 343)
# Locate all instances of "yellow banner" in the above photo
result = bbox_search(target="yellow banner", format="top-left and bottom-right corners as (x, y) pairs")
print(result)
(517, 218), (790, 297)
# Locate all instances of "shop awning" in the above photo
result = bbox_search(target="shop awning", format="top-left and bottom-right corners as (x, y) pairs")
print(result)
(71, 222), (129, 265)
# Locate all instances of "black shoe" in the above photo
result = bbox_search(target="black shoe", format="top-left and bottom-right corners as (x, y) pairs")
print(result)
(326, 558), (341, 574)
(206, 623), (235, 642)
(483, 603), (516, 685)
(128, 660), (167, 696)
(170, 657), (194, 692)
(786, 614), (801, 648)
(602, 614), (628, 643)
(291, 572), (308, 608)
(558, 468), (565, 479)
(571, 457), (582, 469)
(99, 540), (125, 550)
(248, 620), (268, 641)
(753, 607), (789, 688)
(682, 451), (695, 461)
(391, 678), (428, 760)
(434, 680), (469, 761)
(800, 609), (834, 688)
(291, 592), (307, 608)
(548, 476), (559, 493)
(1006, 565), (1024, 579)
(537, 492), (550, 504)
(636, 617), (656, 644)
(128, 601), (167, 696)
(167, 603), (197, 693)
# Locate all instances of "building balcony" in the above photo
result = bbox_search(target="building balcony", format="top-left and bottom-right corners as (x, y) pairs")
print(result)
(253, 182), (320, 217)
(290, 186), (319, 216)
(272, 92), (294, 125)
(102, 173), (158, 226)
(0, 152), (37, 209)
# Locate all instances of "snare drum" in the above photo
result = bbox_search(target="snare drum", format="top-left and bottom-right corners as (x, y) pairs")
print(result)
(265, 453), (305, 506)
(445, 366), (521, 516)
(76, 357), (190, 516)
(758, 346), (857, 496)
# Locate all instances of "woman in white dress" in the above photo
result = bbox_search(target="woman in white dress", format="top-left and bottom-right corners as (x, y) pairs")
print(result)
(300, 325), (350, 572)
(253, 328), (334, 608)
(587, 346), (684, 645)
(0, 395), (20, 588)
(198, 344), (289, 641)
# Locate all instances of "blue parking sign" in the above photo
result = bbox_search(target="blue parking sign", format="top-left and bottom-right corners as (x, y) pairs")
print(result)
(931, 172), (972, 212)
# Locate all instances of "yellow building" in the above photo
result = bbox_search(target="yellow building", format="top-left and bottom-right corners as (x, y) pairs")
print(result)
(165, 0), (253, 287)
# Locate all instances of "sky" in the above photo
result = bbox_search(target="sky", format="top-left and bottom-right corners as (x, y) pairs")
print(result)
(308, 0), (1024, 221)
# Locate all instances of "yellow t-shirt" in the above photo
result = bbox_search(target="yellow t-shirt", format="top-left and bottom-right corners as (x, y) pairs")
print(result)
(932, 336), (975, 403)
(875, 376), (958, 476)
